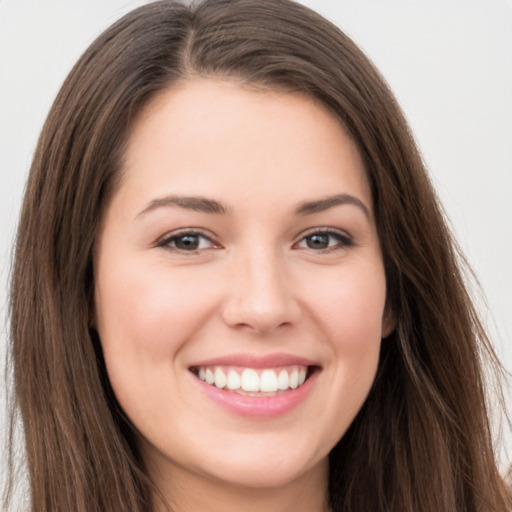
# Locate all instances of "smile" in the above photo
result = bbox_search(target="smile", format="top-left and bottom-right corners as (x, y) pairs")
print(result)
(188, 355), (320, 417)
(192, 365), (309, 395)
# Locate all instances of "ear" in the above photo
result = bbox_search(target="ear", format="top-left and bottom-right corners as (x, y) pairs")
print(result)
(381, 306), (396, 339)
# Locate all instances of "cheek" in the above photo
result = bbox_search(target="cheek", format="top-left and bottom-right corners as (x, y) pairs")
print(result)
(302, 263), (386, 433)
(306, 262), (387, 349)
(94, 257), (223, 427)
(93, 257), (221, 414)
(96, 259), (217, 356)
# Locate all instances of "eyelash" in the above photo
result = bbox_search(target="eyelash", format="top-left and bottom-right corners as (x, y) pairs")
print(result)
(156, 228), (353, 253)
(294, 228), (353, 252)
(156, 229), (217, 252)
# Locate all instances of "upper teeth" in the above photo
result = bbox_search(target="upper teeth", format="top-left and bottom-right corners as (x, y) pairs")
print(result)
(196, 366), (308, 393)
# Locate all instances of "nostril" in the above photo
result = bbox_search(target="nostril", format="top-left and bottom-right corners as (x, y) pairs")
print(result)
(221, 263), (301, 333)
(222, 296), (301, 334)
(230, 320), (293, 335)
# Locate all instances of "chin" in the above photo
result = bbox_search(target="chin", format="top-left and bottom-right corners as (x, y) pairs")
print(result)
(193, 439), (329, 490)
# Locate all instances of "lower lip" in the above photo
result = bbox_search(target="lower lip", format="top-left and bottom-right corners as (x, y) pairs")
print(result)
(194, 371), (319, 418)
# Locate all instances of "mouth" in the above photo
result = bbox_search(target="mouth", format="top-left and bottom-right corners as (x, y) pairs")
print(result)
(188, 354), (321, 417)
(189, 365), (319, 396)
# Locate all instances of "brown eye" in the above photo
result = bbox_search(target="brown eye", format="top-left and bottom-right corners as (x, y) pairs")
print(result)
(174, 234), (201, 250)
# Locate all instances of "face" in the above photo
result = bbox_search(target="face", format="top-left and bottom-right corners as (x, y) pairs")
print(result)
(94, 79), (392, 496)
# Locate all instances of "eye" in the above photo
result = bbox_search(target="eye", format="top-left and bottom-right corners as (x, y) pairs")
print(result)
(295, 229), (352, 251)
(157, 230), (217, 252)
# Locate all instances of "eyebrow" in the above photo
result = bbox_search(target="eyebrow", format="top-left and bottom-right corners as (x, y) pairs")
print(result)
(295, 193), (371, 218)
(137, 195), (229, 218)
(136, 192), (370, 219)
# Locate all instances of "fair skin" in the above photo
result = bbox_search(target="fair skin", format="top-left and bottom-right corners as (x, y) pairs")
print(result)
(94, 78), (393, 512)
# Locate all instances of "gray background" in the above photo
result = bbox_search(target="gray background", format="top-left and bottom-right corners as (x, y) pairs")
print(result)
(1, 0), (511, 502)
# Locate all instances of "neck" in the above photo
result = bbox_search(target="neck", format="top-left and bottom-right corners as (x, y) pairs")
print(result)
(150, 457), (331, 512)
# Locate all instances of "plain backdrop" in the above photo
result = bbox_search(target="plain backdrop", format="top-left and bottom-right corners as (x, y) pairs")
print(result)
(1, 0), (511, 499)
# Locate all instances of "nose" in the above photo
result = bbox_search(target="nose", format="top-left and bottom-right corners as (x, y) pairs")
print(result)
(221, 246), (301, 334)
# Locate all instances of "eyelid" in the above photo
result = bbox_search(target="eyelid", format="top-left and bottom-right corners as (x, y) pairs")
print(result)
(293, 227), (354, 250)
(154, 226), (353, 252)
(155, 228), (220, 251)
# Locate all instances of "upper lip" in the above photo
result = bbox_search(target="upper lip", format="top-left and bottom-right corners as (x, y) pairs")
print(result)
(189, 353), (319, 369)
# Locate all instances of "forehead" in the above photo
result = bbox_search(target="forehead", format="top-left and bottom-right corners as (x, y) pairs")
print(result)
(116, 78), (371, 214)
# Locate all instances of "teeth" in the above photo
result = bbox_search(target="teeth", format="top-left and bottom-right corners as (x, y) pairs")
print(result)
(205, 368), (214, 385)
(289, 369), (299, 389)
(299, 367), (307, 386)
(196, 365), (311, 393)
(214, 367), (227, 388)
(241, 369), (259, 392)
(226, 369), (241, 390)
(260, 369), (278, 392)
(277, 369), (289, 390)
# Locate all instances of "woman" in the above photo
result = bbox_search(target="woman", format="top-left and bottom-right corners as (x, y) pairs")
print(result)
(5, 0), (511, 510)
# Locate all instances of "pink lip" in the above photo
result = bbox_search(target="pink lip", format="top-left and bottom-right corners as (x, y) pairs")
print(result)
(189, 352), (317, 369)
(194, 373), (319, 418)
(189, 353), (321, 419)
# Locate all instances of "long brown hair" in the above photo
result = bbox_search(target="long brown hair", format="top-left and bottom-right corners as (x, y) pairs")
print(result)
(6, 1), (511, 510)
